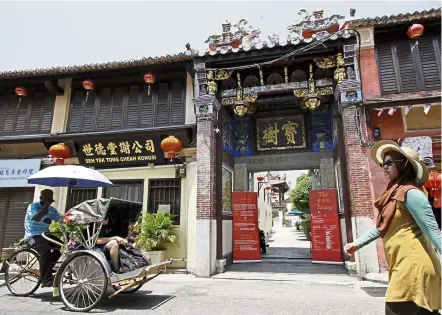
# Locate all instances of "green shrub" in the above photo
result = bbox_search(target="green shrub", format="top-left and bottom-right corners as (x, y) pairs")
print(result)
(136, 212), (179, 251)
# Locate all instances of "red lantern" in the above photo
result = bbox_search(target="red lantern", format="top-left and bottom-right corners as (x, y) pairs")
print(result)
(257, 176), (264, 182)
(82, 80), (95, 91)
(144, 73), (156, 96)
(15, 87), (28, 97)
(425, 171), (441, 208)
(407, 24), (424, 40)
(407, 24), (424, 51)
(49, 143), (72, 165)
(160, 135), (183, 160)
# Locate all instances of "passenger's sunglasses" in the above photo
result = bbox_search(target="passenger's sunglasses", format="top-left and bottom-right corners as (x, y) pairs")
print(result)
(380, 160), (403, 168)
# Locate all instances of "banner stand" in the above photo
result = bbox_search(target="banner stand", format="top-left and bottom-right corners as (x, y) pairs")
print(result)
(232, 192), (261, 263)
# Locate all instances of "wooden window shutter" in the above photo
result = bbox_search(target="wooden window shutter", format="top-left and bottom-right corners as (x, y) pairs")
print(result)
(68, 90), (84, 132)
(39, 92), (55, 133)
(1, 95), (16, 134)
(155, 83), (170, 126)
(82, 93), (96, 131)
(97, 88), (111, 130)
(417, 36), (441, 90)
(139, 86), (154, 128)
(170, 81), (185, 125)
(376, 43), (400, 94)
(111, 87), (125, 129)
(394, 40), (419, 92)
(126, 86), (141, 128)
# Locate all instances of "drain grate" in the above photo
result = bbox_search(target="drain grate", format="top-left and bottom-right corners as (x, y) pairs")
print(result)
(361, 286), (387, 297)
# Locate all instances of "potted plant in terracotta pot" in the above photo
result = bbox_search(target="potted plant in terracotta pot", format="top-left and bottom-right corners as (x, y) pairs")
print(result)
(135, 212), (178, 265)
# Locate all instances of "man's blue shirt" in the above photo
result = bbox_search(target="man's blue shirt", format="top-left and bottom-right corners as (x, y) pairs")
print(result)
(24, 202), (62, 239)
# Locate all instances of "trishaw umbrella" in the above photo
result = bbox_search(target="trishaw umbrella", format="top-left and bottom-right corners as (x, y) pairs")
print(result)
(27, 165), (113, 187)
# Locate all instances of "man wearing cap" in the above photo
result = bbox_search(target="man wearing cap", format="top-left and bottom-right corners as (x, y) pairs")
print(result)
(24, 189), (63, 288)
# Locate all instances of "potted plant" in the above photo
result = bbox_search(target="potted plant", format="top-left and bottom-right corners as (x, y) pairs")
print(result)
(135, 212), (178, 265)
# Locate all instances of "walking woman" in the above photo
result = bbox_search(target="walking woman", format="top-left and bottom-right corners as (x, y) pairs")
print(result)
(345, 140), (441, 315)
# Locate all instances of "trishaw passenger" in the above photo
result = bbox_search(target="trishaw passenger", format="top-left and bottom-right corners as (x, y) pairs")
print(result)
(24, 189), (63, 288)
(95, 217), (128, 271)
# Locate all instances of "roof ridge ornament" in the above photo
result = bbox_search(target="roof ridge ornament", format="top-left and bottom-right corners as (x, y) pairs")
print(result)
(288, 8), (345, 41)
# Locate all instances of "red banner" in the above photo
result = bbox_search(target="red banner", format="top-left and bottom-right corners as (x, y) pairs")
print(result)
(309, 189), (344, 264)
(232, 192), (261, 263)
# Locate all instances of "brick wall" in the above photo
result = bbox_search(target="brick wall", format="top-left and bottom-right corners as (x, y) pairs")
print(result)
(196, 119), (216, 220)
(222, 149), (234, 169)
(359, 48), (381, 98)
(342, 107), (375, 217)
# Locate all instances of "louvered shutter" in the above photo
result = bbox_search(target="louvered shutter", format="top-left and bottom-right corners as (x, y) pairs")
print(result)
(418, 36), (441, 90)
(377, 43), (399, 94)
(82, 93), (96, 131)
(38, 92), (55, 133)
(126, 86), (141, 128)
(68, 90), (84, 132)
(97, 88), (111, 130)
(111, 87), (125, 129)
(139, 86), (154, 127)
(395, 41), (419, 92)
(170, 81), (185, 125)
(2, 95), (17, 134)
(155, 83), (170, 126)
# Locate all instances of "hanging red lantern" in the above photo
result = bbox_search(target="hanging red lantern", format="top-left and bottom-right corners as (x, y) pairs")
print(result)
(82, 80), (95, 91)
(14, 86), (28, 109)
(407, 24), (424, 51)
(82, 79), (95, 103)
(49, 143), (73, 165)
(144, 73), (156, 96)
(160, 135), (183, 160)
(15, 87), (28, 97)
(257, 176), (264, 182)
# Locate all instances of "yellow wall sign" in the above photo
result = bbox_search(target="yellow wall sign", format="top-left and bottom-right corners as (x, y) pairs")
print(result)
(76, 135), (164, 168)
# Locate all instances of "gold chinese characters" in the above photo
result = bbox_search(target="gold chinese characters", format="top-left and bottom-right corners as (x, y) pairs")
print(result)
(82, 140), (156, 157)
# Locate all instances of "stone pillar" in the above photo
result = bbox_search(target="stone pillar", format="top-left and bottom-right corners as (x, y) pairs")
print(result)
(51, 78), (72, 134)
(341, 106), (380, 276)
(194, 94), (220, 277)
(320, 158), (336, 188)
(234, 164), (248, 191)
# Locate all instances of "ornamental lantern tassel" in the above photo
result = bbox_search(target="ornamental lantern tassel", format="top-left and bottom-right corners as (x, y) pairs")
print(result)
(407, 23), (424, 51)
(15, 87), (28, 109)
(160, 135), (183, 161)
(144, 73), (156, 96)
(82, 79), (95, 103)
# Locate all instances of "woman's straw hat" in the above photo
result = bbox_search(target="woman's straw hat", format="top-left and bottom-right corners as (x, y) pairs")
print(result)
(371, 140), (429, 185)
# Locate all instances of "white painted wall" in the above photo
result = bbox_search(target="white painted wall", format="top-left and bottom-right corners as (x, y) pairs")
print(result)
(253, 172), (273, 235)
(184, 71), (196, 125)
(222, 220), (232, 257)
(186, 162), (197, 273)
(352, 216), (380, 276)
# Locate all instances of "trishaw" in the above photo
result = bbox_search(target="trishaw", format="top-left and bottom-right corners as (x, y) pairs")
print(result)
(2, 198), (171, 312)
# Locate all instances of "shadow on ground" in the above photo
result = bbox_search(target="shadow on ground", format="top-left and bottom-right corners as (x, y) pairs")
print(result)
(225, 260), (347, 275)
(22, 289), (175, 313)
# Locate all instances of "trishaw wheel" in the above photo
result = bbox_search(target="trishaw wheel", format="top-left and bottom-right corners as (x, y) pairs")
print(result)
(111, 284), (143, 294)
(59, 253), (108, 312)
(5, 248), (41, 296)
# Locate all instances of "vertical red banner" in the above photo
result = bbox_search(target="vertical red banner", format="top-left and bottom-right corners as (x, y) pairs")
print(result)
(232, 192), (261, 263)
(309, 189), (344, 264)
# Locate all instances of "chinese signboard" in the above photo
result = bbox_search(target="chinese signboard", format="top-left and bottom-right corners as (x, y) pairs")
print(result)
(309, 189), (343, 264)
(76, 135), (165, 169)
(310, 111), (335, 152)
(0, 159), (41, 188)
(256, 115), (306, 151)
(232, 192), (261, 263)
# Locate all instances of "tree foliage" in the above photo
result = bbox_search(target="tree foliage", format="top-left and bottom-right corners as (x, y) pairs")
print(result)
(289, 173), (312, 212)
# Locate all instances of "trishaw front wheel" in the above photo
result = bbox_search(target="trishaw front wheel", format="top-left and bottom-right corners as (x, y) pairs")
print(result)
(5, 248), (41, 296)
(59, 253), (108, 312)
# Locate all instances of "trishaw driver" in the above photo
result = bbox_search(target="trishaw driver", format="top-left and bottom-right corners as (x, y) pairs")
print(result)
(24, 189), (63, 288)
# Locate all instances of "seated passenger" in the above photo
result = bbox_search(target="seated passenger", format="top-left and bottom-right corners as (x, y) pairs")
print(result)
(95, 217), (127, 271)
